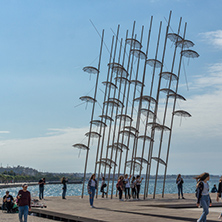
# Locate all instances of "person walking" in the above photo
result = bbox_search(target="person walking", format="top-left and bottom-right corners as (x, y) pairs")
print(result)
(100, 176), (107, 198)
(131, 176), (136, 199)
(216, 176), (222, 220)
(124, 174), (131, 200)
(87, 174), (97, 208)
(116, 175), (124, 201)
(195, 172), (212, 222)
(38, 177), (45, 200)
(17, 183), (31, 222)
(61, 177), (68, 199)
(176, 174), (185, 199)
(136, 175), (143, 200)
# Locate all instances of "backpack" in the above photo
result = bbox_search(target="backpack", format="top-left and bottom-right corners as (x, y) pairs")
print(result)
(116, 180), (120, 188)
(195, 181), (203, 198)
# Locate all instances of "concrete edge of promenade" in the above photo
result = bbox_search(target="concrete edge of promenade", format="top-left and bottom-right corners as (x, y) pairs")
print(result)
(0, 181), (82, 189)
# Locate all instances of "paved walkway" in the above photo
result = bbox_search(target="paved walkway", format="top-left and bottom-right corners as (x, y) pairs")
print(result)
(1, 193), (221, 221)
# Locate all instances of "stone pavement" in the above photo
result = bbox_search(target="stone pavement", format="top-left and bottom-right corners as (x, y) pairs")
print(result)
(1, 193), (222, 221)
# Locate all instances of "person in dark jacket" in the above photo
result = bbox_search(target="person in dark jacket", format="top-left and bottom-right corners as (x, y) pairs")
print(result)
(176, 174), (185, 199)
(87, 174), (97, 208)
(17, 183), (31, 222)
(116, 175), (124, 201)
(211, 184), (218, 193)
(216, 176), (222, 220)
(61, 177), (68, 199)
(3, 191), (14, 213)
(100, 177), (107, 198)
(195, 172), (212, 222)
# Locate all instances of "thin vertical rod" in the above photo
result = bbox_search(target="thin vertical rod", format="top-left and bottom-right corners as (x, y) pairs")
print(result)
(105, 23), (136, 197)
(95, 35), (115, 198)
(131, 17), (153, 177)
(145, 11), (172, 199)
(106, 38), (124, 199)
(102, 25), (121, 195)
(108, 31), (129, 198)
(81, 29), (105, 198)
(128, 26), (145, 176)
(117, 23), (137, 178)
(162, 22), (187, 197)
(96, 25), (120, 185)
(153, 17), (182, 198)
(143, 22), (162, 198)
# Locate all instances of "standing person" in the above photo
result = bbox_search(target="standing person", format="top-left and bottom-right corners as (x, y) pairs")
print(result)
(61, 177), (68, 199)
(38, 177), (45, 200)
(195, 172), (212, 222)
(87, 174), (97, 208)
(131, 176), (136, 199)
(176, 174), (185, 199)
(3, 191), (14, 213)
(17, 184), (31, 222)
(136, 175), (143, 200)
(216, 176), (222, 220)
(124, 174), (131, 200)
(100, 176), (107, 198)
(116, 175), (124, 201)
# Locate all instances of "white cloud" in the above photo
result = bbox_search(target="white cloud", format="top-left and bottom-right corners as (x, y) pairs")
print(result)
(0, 127), (96, 173)
(200, 30), (222, 49)
(189, 62), (222, 90)
(0, 131), (10, 134)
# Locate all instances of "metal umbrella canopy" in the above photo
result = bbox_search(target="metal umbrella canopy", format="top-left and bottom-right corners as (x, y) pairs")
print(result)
(181, 49), (199, 58)
(126, 160), (142, 172)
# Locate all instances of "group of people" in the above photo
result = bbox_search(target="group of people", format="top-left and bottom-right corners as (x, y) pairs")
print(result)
(87, 173), (144, 208)
(2, 183), (32, 222)
(116, 174), (143, 201)
(1, 176), (68, 222)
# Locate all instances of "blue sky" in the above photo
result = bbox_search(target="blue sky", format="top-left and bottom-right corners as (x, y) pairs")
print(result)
(0, 0), (221, 175)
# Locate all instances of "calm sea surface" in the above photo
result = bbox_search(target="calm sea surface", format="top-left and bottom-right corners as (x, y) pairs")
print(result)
(0, 179), (220, 198)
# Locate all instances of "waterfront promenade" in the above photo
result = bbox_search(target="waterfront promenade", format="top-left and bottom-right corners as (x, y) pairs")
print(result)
(26, 193), (222, 221)
(1, 193), (222, 221)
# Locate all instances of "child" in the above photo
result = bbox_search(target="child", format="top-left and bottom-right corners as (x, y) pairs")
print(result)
(100, 177), (107, 198)
(116, 176), (124, 201)
(136, 175), (143, 200)
(124, 174), (131, 200)
(130, 176), (136, 199)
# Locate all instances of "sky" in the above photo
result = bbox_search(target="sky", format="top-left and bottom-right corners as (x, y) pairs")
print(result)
(0, 0), (221, 175)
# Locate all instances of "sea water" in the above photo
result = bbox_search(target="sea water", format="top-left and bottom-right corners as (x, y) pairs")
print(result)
(0, 178), (220, 198)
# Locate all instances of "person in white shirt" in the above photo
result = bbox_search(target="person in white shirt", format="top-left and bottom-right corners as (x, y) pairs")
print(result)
(87, 174), (97, 208)
(136, 175), (143, 200)
(124, 174), (131, 199)
(195, 172), (212, 222)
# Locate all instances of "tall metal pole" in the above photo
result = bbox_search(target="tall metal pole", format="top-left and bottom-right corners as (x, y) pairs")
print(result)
(105, 38), (125, 199)
(104, 23), (136, 197)
(153, 17), (182, 198)
(107, 30), (130, 199)
(95, 25), (120, 185)
(162, 22), (187, 197)
(145, 11), (172, 199)
(101, 25), (121, 196)
(131, 17), (153, 177)
(95, 35), (115, 198)
(142, 21), (162, 199)
(81, 29), (105, 198)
